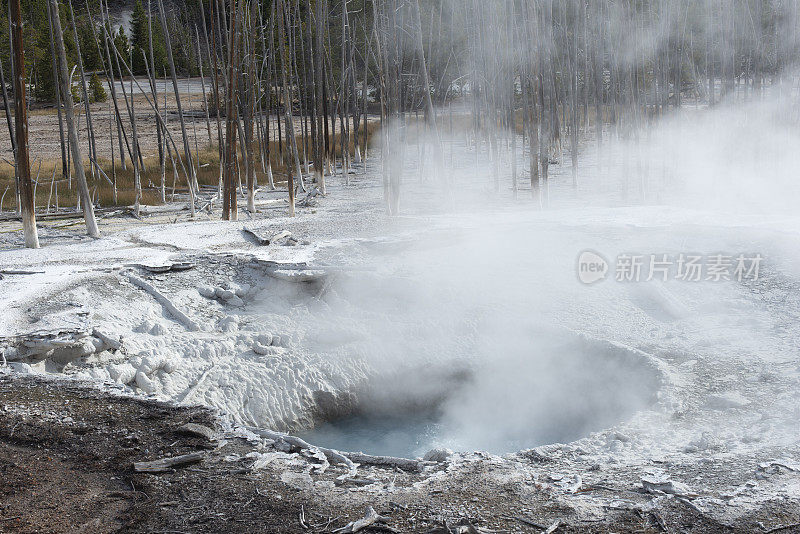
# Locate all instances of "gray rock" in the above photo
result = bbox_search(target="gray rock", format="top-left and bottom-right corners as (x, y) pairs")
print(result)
(198, 285), (216, 299)
(177, 422), (216, 441)
(423, 448), (453, 462)
(219, 316), (239, 333)
(150, 323), (169, 336)
(226, 296), (244, 307)
(235, 284), (251, 298)
(641, 476), (696, 497)
(253, 342), (277, 356)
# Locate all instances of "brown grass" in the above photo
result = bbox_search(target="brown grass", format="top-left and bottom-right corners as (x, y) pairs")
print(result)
(0, 122), (377, 212)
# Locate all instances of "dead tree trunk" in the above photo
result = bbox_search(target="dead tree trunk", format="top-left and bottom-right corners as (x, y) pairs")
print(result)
(244, 0), (257, 212)
(411, 0), (443, 182)
(46, 5), (68, 182)
(156, 0), (197, 215)
(49, 0), (99, 237)
(10, 0), (38, 247)
(277, 0), (296, 216)
(223, 0), (241, 221)
(313, 0), (327, 193)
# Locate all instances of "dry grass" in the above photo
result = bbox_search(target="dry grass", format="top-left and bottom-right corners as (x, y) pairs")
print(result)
(0, 122), (377, 212)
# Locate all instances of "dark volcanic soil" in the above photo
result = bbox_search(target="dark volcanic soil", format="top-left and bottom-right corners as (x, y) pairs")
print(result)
(0, 373), (782, 534)
(0, 374), (309, 533)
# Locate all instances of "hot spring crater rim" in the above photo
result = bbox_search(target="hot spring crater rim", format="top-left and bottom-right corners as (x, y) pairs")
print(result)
(298, 331), (668, 459)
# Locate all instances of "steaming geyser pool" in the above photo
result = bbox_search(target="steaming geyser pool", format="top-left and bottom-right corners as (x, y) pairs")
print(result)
(298, 334), (663, 458)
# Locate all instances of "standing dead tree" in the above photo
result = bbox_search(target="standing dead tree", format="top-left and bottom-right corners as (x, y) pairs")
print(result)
(222, 0), (241, 221)
(277, 0), (297, 216)
(156, 0), (196, 216)
(48, 0), (99, 237)
(10, 0), (37, 247)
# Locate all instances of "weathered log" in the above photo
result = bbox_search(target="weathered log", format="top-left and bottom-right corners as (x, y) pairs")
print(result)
(252, 428), (356, 473)
(133, 451), (206, 473)
(242, 227), (291, 246)
(343, 452), (422, 473)
(125, 273), (201, 332)
(332, 507), (390, 534)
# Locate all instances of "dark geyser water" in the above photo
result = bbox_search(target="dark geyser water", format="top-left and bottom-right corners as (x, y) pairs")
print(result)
(300, 412), (442, 459)
(300, 335), (662, 458)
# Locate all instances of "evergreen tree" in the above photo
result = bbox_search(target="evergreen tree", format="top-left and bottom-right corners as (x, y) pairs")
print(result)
(130, 0), (148, 74)
(114, 25), (129, 61)
(89, 71), (106, 102)
(130, 0), (167, 75)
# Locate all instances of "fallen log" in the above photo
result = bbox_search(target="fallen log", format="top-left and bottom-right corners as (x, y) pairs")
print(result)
(125, 273), (201, 332)
(0, 269), (45, 275)
(242, 227), (291, 245)
(252, 428), (356, 473)
(511, 516), (547, 529)
(343, 452), (422, 473)
(136, 262), (196, 273)
(332, 506), (390, 534)
(133, 451), (206, 473)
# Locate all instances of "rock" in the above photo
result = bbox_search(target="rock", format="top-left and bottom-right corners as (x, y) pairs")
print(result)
(135, 370), (157, 394)
(235, 284), (251, 298)
(219, 316), (239, 333)
(162, 358), (177, 374)
(641, 475), (696, 497)
(135, 320), (156, 334)
(108, 363), (137, 384)
(257, 333), (274, 346)
(92, 329), (121, 350)
(50, 338), (97, 364)
(253, 342), (277, 356)
(198, 285), (216, 298)
(88, 336), (105, 352)
(219, 289), (236, 301)
(177, 422), (216, 441)
(423, 448), (453, 462)
(683, 432), (726, 453)
(150, 323), (168, 336)
(8, 362), (34, 374)
(226, 296), (244, 307)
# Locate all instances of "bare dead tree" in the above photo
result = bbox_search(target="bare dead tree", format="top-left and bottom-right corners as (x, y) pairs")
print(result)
(223, 0), (241, 221)
(10, 0), (37, 247)
(49, 0), (99, 237)
(156, 0), (197, 215)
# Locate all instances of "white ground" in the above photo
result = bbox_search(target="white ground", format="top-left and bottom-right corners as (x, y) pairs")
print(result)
(1, 97), (800, 527)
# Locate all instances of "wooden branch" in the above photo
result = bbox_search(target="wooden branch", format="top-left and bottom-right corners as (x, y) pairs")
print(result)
(343, 452), (422, 473)
(133, 451), (206, 473)
(332, 507), (391, 534)
(125, 273), (201, 332)
(252, 428), (356, 473)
